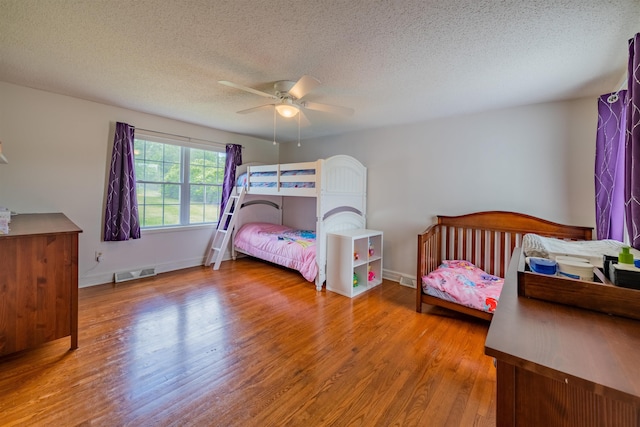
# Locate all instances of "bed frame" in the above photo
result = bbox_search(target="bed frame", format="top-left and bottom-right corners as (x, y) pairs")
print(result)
(232, 155), (367, 291)
(416, 211), (593, 320)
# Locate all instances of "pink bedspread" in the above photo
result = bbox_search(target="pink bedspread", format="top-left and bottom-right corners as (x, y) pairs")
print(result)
(421, 260), (503, 314)
(234, 222), (318, 282)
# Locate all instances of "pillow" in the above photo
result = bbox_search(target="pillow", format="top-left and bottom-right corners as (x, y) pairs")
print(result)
(236, 172), (248, 187)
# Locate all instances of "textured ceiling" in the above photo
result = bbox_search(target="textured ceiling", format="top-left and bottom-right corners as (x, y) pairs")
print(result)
(0, 0), (638, 142)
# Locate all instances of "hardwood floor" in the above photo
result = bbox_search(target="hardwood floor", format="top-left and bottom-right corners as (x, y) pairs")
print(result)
(0, 258), (496, 426)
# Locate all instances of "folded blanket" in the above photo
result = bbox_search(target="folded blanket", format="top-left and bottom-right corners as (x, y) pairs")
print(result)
(522, 234), (640, 268)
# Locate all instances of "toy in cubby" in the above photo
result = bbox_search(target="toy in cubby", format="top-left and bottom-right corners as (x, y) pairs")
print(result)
(368, 241), (374, 257)
(354, 252), (359, 261)
(368, 265), (376, 281)
(353, 273), (359, 287)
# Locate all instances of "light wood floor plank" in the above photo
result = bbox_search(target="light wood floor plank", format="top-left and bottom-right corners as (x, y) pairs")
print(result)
(0, 258), (496, 426)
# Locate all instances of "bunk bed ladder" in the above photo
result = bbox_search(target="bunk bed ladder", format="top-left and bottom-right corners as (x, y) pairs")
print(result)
(205, 187), (245, 270)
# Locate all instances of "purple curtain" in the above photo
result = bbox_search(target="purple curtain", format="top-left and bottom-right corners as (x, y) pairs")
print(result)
(218, 144), (242, 226)
(625, 33), (640, 249)
(104, 122), (141, 241)
(595, 90), (627, 240)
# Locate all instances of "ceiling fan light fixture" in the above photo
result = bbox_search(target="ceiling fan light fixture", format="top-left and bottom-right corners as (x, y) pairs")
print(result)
(275, 103), (299, 118)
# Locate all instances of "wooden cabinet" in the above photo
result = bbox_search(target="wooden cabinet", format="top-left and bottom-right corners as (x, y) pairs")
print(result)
(327, 229), (383, 297)
(0, 213), (82, 356)
(485, 248), (640, 426)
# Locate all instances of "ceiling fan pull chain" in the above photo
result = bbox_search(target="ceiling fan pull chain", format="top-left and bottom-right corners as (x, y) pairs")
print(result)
(297, 113), (301, 147)
(273, 106), (277, 145)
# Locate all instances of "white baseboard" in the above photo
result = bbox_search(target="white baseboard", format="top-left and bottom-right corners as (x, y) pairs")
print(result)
(81, 260), (418, 290)
(79, 256), (207, 288)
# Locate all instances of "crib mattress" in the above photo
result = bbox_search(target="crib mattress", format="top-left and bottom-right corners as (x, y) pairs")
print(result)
(422, 260), (502, 314)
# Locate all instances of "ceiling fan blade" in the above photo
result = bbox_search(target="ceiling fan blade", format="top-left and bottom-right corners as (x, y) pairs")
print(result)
(289, 75), (321, 100)
(219, 80), (276, 99)
(302, 100), (354, 116)
(237, 103), (276, 114)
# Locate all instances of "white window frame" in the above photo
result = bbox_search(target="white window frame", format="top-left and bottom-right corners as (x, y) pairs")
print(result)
(134, 131), (226, 229)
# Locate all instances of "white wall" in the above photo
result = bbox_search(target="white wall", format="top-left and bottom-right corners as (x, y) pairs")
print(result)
(280, 98), (598, 280)
(0, 82), (276, 287)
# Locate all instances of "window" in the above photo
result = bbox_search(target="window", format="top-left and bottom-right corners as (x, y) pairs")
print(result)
(134, 135), (226, 228)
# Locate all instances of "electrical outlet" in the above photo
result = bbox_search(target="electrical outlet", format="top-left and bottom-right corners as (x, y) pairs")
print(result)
(95, 251), (103, 263)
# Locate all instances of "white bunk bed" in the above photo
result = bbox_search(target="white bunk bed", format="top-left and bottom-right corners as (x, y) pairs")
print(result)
(231, 155), (367, 291)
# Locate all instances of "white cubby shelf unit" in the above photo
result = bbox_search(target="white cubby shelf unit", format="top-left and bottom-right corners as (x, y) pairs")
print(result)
(326, 229), (383, 298)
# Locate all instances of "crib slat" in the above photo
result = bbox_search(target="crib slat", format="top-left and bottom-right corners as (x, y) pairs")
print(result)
(480, 230), (487, 272)
(498, 231), (506, 277)
(489, 231), (496, 275)
(461, 228), (467, 262)
(453, 227), (459, 260)
(507, 233), (518, 276)
(443, 226), (448, 261)
(470, 229), (477, 266)
(437, 226), (443, 267)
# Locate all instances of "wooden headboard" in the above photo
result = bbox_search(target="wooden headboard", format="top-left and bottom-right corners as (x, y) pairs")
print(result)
(416, 211), (593, 320)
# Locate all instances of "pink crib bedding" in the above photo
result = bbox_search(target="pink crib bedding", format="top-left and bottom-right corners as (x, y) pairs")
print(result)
(234, 222), (318, 282)
(421, 260), (503, 314)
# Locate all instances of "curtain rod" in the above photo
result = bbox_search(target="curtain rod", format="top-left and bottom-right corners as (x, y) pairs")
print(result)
(607, 78), (628, 103)
(132, 127), (244, 148)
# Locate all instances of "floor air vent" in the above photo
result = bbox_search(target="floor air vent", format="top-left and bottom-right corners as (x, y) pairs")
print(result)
(399, 276), (416, 288)
(114, 267), (156, 283)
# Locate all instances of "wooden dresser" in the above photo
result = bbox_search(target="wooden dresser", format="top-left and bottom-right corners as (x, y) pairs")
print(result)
(485, 248), (640, 426)
(0, 213), (82, 356)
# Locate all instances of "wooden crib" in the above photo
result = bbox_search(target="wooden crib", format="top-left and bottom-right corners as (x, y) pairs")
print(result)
(416, 211), (593, 320)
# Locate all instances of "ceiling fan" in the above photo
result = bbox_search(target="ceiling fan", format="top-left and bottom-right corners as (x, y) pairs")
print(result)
(218, 75), (354, 121)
